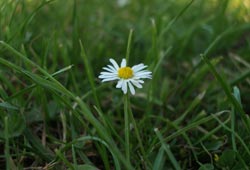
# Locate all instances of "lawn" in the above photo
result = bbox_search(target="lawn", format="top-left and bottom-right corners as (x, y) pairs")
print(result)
(1, 0), (250, 169)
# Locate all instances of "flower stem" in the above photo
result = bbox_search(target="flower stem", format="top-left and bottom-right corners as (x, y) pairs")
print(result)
(128, 107), (150, 168)
(124, 94), (130, 162)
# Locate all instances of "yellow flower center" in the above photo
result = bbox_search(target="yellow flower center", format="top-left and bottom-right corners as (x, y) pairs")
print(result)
(118, 67), (133, 79)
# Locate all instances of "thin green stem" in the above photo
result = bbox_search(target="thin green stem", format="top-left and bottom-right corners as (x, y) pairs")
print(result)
(129, 106), (151, 168)
(124, 30), (133, 163)
(124, 94), (130, 162)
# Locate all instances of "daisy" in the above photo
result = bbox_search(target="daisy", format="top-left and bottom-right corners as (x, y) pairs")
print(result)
(99, 58), (152, 95)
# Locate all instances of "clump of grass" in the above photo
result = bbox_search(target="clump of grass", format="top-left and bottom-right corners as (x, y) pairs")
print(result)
(1, 0), (250, 169)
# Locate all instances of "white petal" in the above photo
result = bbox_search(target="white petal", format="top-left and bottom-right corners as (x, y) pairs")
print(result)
(99, 75), (117, 79)
(99, 74), (117, 78)
(138, 80), (144, 83)
(135, 70), (152, 75)
(109, 58), (119, 70)
(132, 64), (147, 72)
(131, 79), (143, 88)
(120, 58), (126, 67)
(116, 80), (123, 88)
(100, 72), (117, 75)
(134, 71), (152, 79)
(102, 77), (119, 82)
(99, 75), (108, 79)
(103, 67), (116, 73)
(107, 65), (118, 72)
(122, 80), (128, 94)
(134, 75), (152, 79)
(128, 81), (135, 95)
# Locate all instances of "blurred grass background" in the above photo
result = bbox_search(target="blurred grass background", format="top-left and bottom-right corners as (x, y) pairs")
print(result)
(0, 0), (250, 169)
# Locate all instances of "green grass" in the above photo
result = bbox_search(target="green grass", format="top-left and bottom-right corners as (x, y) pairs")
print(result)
(1, 0), (250, 169)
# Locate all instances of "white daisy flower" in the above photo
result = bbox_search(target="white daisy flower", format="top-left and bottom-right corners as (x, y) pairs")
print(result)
(99, 58), (152, 95)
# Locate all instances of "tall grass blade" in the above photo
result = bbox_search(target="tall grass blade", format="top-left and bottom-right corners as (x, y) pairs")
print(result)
(201, 55), (250, 133)
(154, 128), (181, 170)
(79, 40), (101, 109)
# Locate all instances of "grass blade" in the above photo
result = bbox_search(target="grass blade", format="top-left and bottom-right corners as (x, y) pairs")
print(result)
(153, 146), (165, 170)
(201, 55), (250, 133)
(154, 128), (181, 170)
(125, 29), (133, 63)
(4, 116), (10, 170)
(79, 40), (101, 110)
